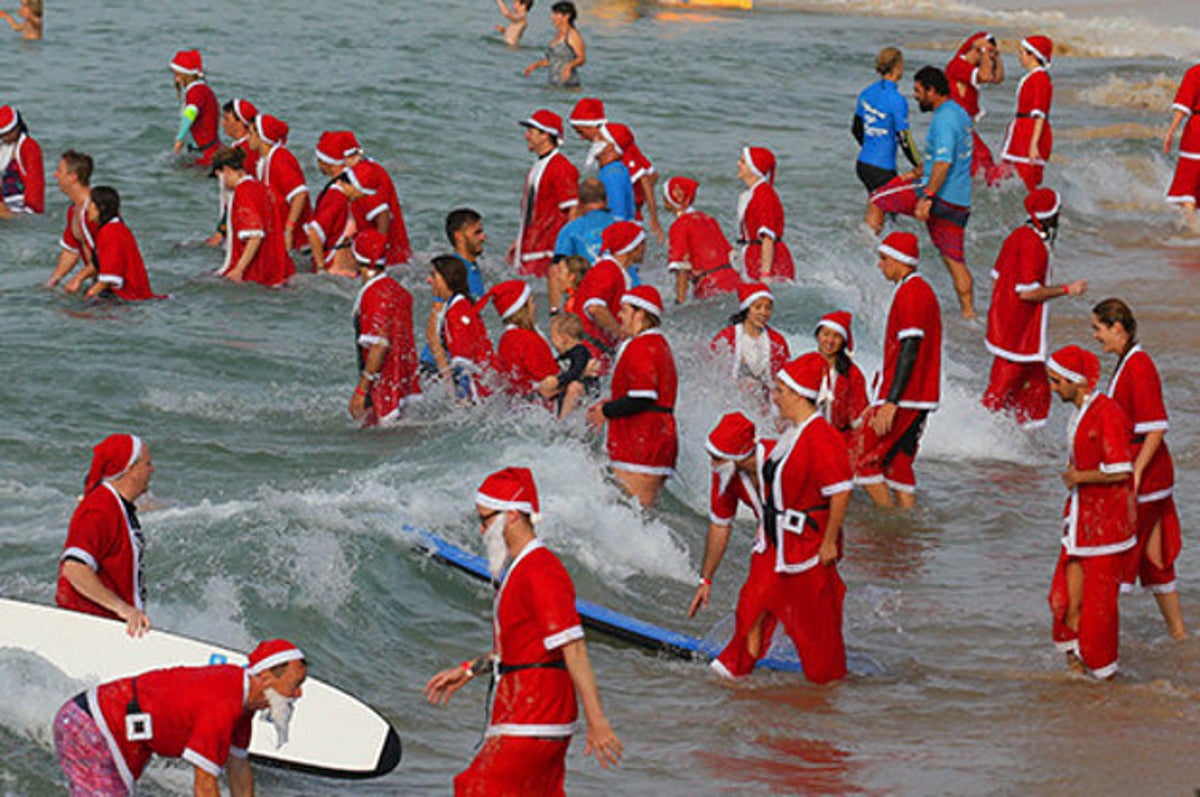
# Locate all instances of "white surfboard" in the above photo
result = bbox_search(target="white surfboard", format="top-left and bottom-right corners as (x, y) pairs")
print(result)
(0, 598), (400, 779)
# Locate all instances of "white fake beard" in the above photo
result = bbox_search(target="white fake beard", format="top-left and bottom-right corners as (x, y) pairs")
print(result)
(584, 140), (606, 170)
(483, 515), (509, 578)
(712, 461), (737, 494)
(262, 687), (296, 749)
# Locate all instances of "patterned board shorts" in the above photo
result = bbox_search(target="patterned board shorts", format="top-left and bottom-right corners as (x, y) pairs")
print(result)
(53, 698), (130, 797)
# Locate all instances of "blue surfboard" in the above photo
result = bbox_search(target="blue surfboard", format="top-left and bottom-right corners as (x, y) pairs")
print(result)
(405, 525), (883, 676)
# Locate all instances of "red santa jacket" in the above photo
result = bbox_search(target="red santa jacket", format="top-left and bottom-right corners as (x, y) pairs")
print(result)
(1061, 393), (1135, 557)
(94, 219), (162, 301)
(354, 272), (420, 423)
(516, 149), (578, 277)
(349, 158), (411, 265)
(986, 224), (1051, 363)
(56, 482), (143, 619)
(1001, 67), (1053, 164)
(222, 176), (294, 286)
(1172, 63), (1200, 156)
(879, 273), (942, 410)
(1106, 345), (1174, 502)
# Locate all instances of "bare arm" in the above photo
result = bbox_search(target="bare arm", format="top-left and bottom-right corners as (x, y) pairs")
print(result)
(0, 10), (22, 31)
(60, 559), (150, 636)
(225, 236), (262, 282)
(1132, 430), (1164, 493)
(560, 639), (622, 768)
(674, 268), (690, 305)
(349, 339), (390, 420)
(567, 28), (586, 71)
(759, 235), (775, 277)
(48, 250), (81, 287)
(1164, 109), (1187, 154)
(818, 491), (850, 565)
(64, 264), (97, 294)
(1017, 280), (1087, 303)
(688, 522), (731, 617)
(192, 767), (220, 797)
(638, 173), (663, 243)
(1028, 117), (1046, 161)
(915, 160), (950, 221)
(283, 192), (309, 250)
(1062, 468), (1129, 489)
(585, 303), (624, 341)
(306, 226), (327, 271)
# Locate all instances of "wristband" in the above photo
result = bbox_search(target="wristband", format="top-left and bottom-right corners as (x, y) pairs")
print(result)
(461, 660), (475, 677)
(354, 386), (366, 397)
(362, 370), (380, 382)
(1062, 284), (1070, 296)
(698, 576), (712, 587)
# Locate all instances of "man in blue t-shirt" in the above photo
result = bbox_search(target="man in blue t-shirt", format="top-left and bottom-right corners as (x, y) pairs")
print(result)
(853, 46), (922, 193)
(594, 132), (635, 223)
(554, 178), (615, 265)
(867, 65), (978, 320)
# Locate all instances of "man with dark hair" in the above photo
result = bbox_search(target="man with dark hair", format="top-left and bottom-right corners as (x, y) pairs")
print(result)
(445, 207), (486, 298)
(46, 149), (97, 289)
(510, 109), (578, 279)
(210, 146), (293, 286)
(867, 65), (977, 319)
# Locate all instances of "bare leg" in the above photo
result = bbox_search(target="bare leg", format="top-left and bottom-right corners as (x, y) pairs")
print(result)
(941, 254), (976, 319)
(864, 201), (885, 235)
(1154, 591), (1187, 639)
(894, 489), (916, 510)
(860, 481), (893, 508)
(612, 468), (666, 508)
(1181, 201), (1199, 234)
(557, 381), (584, 419)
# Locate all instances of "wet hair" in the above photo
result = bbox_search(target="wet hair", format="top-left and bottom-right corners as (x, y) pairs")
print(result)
(1092, 298), (1137, 355)
(90, 186), (121, 227)
(60, 150), (94, 186)
(914, 66), (950, 97)
(558, 254), (589, 280)
(551, 0), (576, 24)
(432, 255), (473, 300)
(728, 307), (749, 326)
(25, 0), (42, 18)
(518, 0), (533, 8)
(210, 145), (246, 173)
(833, 349), (853, 377)
(445, 207), (482, 246)
(1036, 213), (1060, 248)
(551, 311), (583, 339)
(875, 47), (903, 76)
(578, 178), (607, 208)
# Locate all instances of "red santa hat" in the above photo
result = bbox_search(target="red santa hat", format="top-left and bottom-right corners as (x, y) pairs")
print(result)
(601, 220), (645, 256)
(476, 467), (541, 523)
(877, 231), (919, 266)
(1047, 345), (1100, 390)
(662, 176), (699, 210)
(955, 31), (993, 58)
(255, 114), (289, 147)
(569, 97), (607, 128)
(1022, 35), (1053, 66)
(340, 130), (363, 158)
(622, 285), (663, 319)
(742, 146), (776, 185)
(85, 434), (143, 493)
(601, 123), (634, 157)
(345, 162), (379, 196)
(737, 281), (773, 311)
(248, 639), (305, 675)
(477, 280), (532, 321)
(229, 98), (257, 126)
(1025, 187), (1060, 220)
(520, 109), (563, 141)
(316, 131), (348, 165)
(169, 49), (203, 76)
(776, 352), (828, 400)
(0, 106), (19, 136)
(705, 411), (757, 460)
(814, 310), (854, 355)
(352, 228), (388, 267)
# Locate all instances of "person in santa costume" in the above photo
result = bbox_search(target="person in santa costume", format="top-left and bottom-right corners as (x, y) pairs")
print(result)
(813, 311), (868, 444)
(247, 113), (311, 252)
(945, 31), (1004, 178)
(349, 229), (421, 428)
(478, 279), (586, 412)
(210, 147), (294, 286)
(663, 175), (739, 304)
(78, 186), (164, 302)
(510, 109), (579, 280)
(571, 220), (644, 363)
(736, 146), (795, 282)
(1091, 298), (1187, 639)
(1045, 345), (1135, 679)
(567, 97), (665, 243)
(996, 35), (1054, 191)
(710, 282), (791, 410)
(852, 232), (941, 509)
(54, 638), (307, 797)
(1163, 61), (1200, 233)
(706, 354), (854, 683)
(205, 98), (260, 248)
(306, 130), (360, 276)
(168, 49), (221, 166)
(586, 286), (678, 508)
(0, 105), (43, 217)
(56, 434), (155, 637)
(424, 468), (622, 796)
(983, 188), (1086, 427)
(341, 132), (413, 266)
(426, 255), (497, 403)
(47, 150), (97, 290)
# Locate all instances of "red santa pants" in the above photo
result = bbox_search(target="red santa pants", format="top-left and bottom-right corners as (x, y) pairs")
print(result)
(455, 735), (569, 797)
(981, 357), (1049, 427)
(714, 551), (847, 684)
(1049, 548), (1123, 678)
(1121, 496), (1182, 591)
(1166, 155), (1200, 205)
(852, 407), (927, 493)
(991, 160), (1043, 191)
(743, 239), (795, 282)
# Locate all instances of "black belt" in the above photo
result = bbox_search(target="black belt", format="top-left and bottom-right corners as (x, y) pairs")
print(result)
(497, 660), (567, 675)
(646, 405), (674, 414)
(581, 332), (615, 357)
(691, 263), (733, 284)
(1014, 113), (1048, 120)
(737, 238), (783, 246)
(1132, 434), (1147, 445)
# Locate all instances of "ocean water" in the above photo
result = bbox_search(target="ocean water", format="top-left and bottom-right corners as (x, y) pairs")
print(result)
(1, 0), (1199, 794)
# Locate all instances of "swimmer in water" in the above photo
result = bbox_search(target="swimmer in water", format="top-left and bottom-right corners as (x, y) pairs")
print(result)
(0, 0), (41, 40)
(524, 1), (585, 88)
(495, 0), (531, 48)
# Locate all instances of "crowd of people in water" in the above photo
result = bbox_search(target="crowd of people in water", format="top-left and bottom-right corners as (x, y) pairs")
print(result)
(6, 14), (1199, 795)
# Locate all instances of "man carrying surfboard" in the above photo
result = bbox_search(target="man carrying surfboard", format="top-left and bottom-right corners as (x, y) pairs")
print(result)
(424, 467), (623, 795)
(56, 434), (154, 638)
(53, 639), (307, 797)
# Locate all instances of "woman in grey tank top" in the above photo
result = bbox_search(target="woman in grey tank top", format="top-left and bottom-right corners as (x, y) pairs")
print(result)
(524, 1), (585, 88)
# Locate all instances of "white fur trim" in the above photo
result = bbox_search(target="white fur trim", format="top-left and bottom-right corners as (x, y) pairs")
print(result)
(248, 646), (305, 675)
(877, 243), (918, 266)
(621, 292), (661, 318)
